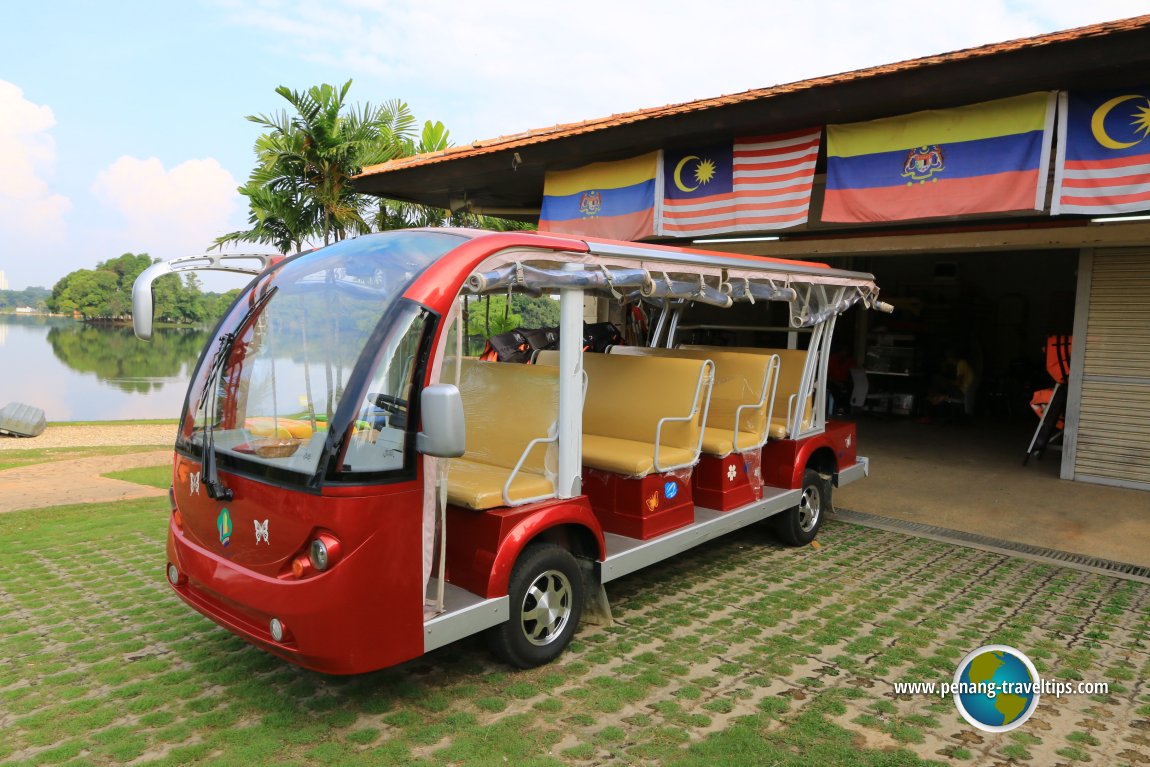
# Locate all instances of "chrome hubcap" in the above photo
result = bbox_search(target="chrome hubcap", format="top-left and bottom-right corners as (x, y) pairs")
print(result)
(521, 569), (572, 646)
(798, 484), (821, 532)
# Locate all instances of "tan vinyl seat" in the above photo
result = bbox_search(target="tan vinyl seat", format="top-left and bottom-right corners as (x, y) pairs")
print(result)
(441, 359), (559, 510)
(608, 346), (776, 456)
(681, 346), (814, 439)
(534, 351), (712, 477)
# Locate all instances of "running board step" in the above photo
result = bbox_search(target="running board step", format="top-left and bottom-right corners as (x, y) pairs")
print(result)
(598, 485), (801, 584)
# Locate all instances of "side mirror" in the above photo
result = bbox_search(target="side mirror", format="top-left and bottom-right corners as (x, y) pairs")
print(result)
(417, 384), (466, 458)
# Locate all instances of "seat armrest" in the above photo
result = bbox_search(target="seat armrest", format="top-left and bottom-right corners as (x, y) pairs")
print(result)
(732, 353), (780, 452)
(502, 433), (558, 506)
(653, 360), (714, 471)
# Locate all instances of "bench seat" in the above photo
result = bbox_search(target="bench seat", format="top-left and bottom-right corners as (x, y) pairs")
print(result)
(535, 351), (712, 477)
(682, 345), (813, 439)
(441, 359), (560, 510)
(445, 460), (556, 510)
(582, 434), (699, 477)
(609, 346), (777, 457)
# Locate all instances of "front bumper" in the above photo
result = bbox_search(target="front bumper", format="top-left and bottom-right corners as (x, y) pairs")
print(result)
(166, 519), (420, 675)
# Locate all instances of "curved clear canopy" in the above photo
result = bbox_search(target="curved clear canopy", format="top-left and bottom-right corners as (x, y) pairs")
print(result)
(178, 231), (464, 481)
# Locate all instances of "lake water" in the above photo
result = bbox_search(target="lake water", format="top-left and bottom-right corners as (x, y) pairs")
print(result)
(0, 315), (209, 421)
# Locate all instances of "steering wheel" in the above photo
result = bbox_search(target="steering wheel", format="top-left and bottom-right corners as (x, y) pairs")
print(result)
(369, 392), (408, 414)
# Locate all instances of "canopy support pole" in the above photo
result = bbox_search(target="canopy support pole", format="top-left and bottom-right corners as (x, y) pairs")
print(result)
(557, 264), (584, 499)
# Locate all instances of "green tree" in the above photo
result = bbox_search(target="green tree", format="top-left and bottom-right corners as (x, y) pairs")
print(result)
(244, 80), (417, 246)
(213, 181), (317, 255)
(221, 84), (531, 253)
(47, 253), (221, 323)
(467, 294), (522, 338)
(50, 269), (118, 318)
(210, 289), (243, 318)
(511, 294), (561, 328)
(0, 286), (50, 312)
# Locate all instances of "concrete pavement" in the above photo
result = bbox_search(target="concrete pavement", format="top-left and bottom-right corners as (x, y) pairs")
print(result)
(836, 416), (1150, 568)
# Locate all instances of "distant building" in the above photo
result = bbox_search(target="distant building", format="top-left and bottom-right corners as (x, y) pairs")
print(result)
(15, 307), (35, 314)
(0, 270), (8, 291)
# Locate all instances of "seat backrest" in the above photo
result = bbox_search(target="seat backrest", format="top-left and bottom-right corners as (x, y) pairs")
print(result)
(534, 350), (709, 452)
(609, 346), (772, 445)
(680, 345), (813, 436)
(443, 358), (559, 473)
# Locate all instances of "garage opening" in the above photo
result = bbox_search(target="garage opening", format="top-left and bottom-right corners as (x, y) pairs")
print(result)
(842, 248), (1076, 444)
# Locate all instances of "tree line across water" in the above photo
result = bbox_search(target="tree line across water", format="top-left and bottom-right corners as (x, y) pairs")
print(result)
(46, 80), (528, 323)
(0, 287), (50, 312)
(46, 253), (239, 323)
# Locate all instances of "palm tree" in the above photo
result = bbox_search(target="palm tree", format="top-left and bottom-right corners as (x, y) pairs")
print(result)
(219, 82), (530, 253)
(212, 178), (318, 255)
(246, 81), (418, 246)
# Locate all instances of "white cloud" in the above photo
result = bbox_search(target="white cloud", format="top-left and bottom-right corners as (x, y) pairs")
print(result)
(0, 80), (71, 242)
(91, 156), (241, 257)
(218, 0), (1150, 142)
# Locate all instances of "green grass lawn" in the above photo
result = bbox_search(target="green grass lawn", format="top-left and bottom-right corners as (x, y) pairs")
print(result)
(101, 465), (172, 489)
(0, 445), (171, 472)
(1, 499), (1147, 766)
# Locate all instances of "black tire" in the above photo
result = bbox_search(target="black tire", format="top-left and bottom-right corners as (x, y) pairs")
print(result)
(487, 543), (584, 669)
(774, 467), (830, 546)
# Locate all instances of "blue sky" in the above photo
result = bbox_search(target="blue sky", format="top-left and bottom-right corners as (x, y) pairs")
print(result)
(1, 0), (1146, 290)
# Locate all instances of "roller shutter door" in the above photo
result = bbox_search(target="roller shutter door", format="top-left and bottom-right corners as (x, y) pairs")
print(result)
(1074, 249), (1150, 489)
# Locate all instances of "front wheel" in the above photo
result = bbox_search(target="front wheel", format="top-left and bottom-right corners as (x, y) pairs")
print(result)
(774, 468), (830, 546)
(487, 543), (584, 668)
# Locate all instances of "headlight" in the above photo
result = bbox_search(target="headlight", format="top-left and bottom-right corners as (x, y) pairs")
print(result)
(309, 539), (329, 571)
(307, 532), (341, 572)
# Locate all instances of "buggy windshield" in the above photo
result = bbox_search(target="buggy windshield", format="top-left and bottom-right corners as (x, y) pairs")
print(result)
(177, 231), (463, 481)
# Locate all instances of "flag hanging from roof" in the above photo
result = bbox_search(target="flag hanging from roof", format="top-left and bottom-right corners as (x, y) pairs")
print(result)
(657, 128), (821, 236)
(1052, 89), (1150, 215)
(538, 152), (660, 240)
(822, 92), (1056, 223)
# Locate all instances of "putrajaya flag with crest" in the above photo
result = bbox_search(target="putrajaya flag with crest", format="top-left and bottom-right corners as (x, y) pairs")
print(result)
(823, 92), (1056, 223)
(538, 152), (660, 241)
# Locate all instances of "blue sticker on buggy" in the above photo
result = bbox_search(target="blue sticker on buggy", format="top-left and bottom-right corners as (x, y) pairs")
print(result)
(664, 481), (678, 499)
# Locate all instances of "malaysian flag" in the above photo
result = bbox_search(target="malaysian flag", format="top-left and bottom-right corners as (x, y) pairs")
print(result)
(1052, 89), (1150, 215)
(657, 128), (821, 236)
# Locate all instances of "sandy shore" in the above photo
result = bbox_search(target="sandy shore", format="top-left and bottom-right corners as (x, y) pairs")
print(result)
(0, 424), (177, 512)
(0, 423), (177, 450)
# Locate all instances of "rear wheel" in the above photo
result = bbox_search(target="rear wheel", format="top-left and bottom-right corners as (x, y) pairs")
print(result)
(774, 468), (830, 546)
(487, 543), (584, 668)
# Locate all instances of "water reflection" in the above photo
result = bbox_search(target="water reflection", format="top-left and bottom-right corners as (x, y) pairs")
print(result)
(46, 323), (209, 393)
(0, 315), (209, 421)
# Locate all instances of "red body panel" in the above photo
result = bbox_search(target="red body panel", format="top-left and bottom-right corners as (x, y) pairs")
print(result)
(760, 421), (858, 488)
(446, 498), (605, 598)
(167, 457), (425, 675)
(403, 232), (591, 316)
(692, 453), (759, 511)
(582, 469), (695, 540)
